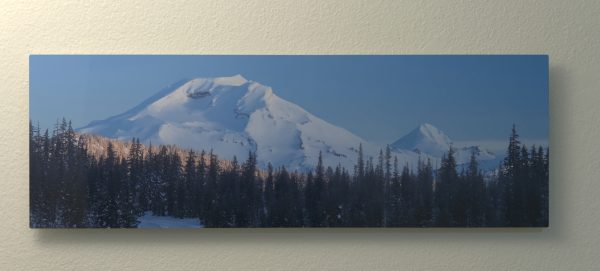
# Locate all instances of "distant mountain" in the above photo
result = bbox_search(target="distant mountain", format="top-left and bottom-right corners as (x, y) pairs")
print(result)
(80, 75), (498, 171)
(391, 123), (452, 157)
(391, 123), (497, 168)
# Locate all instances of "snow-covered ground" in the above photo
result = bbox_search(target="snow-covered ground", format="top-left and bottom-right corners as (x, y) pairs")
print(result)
(137, 212), (203, 228)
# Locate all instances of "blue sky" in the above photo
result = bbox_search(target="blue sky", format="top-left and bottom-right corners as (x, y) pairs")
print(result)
(30, 55), (548, 148)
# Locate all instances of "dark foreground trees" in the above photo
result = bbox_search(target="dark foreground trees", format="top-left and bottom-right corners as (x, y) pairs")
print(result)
(30, 120), (549, 228)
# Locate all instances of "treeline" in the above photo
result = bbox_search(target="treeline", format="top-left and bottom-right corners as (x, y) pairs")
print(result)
(30, 119), (548, 228)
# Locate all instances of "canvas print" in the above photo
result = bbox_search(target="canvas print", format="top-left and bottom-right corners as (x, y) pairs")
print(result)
(29, 55), (549, 228)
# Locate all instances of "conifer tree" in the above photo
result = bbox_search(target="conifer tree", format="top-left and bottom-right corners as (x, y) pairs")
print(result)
(399, 164), (414, 226)
(434, 147), (458, 226)
(415, 158), (433, 226)
(262, 162), (275, 226)
(465, 151), (485, 226)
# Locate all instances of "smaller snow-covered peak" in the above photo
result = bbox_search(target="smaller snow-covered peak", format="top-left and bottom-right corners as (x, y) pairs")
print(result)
(391, 123), (452, 156)
(417, 123), (448, 141)
(391, 123), (498, 166)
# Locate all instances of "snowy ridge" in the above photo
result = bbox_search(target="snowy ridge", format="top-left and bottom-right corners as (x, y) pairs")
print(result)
(79, 75), (496, 171)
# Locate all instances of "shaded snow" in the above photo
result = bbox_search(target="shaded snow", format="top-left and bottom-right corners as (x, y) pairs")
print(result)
(137, 212), (203, 228)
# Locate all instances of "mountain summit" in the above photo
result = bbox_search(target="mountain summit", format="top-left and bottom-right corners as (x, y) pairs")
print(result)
(391, 123), (452, 157)
(391, 123), (497, 168)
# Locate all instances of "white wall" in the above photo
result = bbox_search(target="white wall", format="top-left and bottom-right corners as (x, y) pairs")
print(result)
(1, 1), (599, 270)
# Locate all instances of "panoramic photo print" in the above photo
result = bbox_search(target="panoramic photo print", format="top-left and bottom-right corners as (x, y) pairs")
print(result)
(29, 55), (549, 228)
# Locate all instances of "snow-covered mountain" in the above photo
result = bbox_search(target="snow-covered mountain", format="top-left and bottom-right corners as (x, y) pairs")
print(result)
(391, 123), (452, 157)
(391, 123), (497, 168)
(79, 75), (498, 172)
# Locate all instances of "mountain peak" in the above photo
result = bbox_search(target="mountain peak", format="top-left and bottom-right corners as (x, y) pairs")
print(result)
(78, 75), (372, 171)
(182, 75), (248, 99)
(211, 74), (248, 86)
(391, 123), (452, 156)
(390, 123), (498, 168)
(417, 122), (438, 134)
